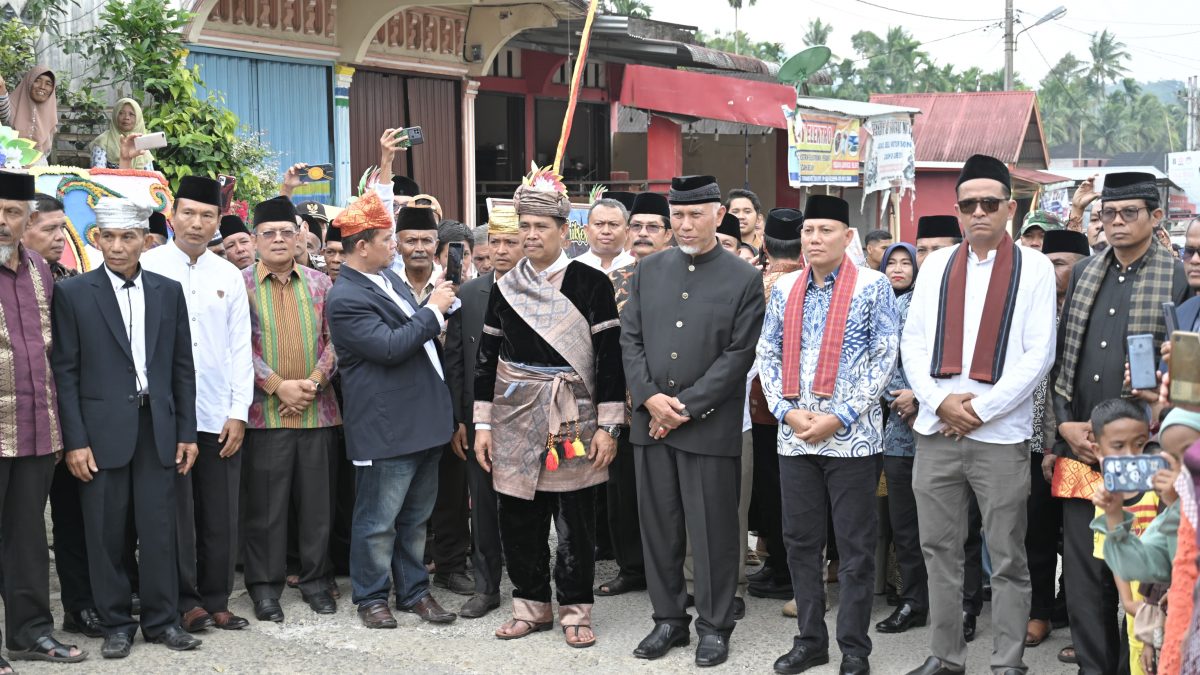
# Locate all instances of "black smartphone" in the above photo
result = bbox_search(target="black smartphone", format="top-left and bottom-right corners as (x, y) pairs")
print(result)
(1165, 301), (1180, 336)
(445, 241), (465, 285)
(298, 164), (333, 183)
(395, 126), (424, 148)
(1128, 333), (1158, 391)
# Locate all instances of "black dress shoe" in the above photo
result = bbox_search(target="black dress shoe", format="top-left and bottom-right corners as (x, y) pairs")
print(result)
(875, 603), (928, 634)
(903, 656), (965, 675)
(633, 623), (690, 659)
(733, 596), (746, 621)
(695, 634), (729, 667)
(748, 576), (794, 599)
(747, 564), (775, 584)
(302, 590), (337, 615)
(63, 608), (104, 638)
(963, 613), (977, 643)
(147, 625), (202, 651)
(459, 593), (501, 619)
(101, 632), (134, 659)
(433, 571), (476, 596)
(841, 655), (870, 674)
(774, 645), (830, 674)
(398, 594), (456, 623)
(254, 598), (284, 622)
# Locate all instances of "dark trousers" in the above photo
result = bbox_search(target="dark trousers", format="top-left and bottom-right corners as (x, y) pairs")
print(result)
(497, 487), (596, 607)
(1025, 452), (1060, 621)
(241, 427), (334, 601)
(464, 429), (502, 595)
(80, 407), (178, 638)
(177, 432), (241, 613)
(963, 495), (985, 617)
(49, 457), (93, 613)
(1063, 497), (1119, 675)
(751, 423), (789, 581)
(329, 427), (355, 576)
(430, 444), (470, 575)
(0, 454), (55, 650)
(605, 433), (644, 582)
(635, 444), (740, 637)
(781, 453), (881, 658)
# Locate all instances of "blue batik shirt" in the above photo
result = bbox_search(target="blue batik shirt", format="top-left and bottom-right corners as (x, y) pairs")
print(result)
(883, 291), (916, 457)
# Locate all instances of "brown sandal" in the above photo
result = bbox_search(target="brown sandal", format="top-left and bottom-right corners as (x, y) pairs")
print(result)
(1025, 619), (1051, 647)
(495, 618), (553, 640)
(562, 624), (596, 648)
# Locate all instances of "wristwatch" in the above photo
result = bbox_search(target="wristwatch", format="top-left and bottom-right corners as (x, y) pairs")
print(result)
(600, 425), (622, 439)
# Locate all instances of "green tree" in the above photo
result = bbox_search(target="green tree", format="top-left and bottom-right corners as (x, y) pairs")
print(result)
(602, 0), (652, 18)
(697, 29), (786, 64)
(1086, 29), (1130, 104)
(726, 0), (757, 54)
(0, 19), (37, 90)
(802, 18), (833, 47)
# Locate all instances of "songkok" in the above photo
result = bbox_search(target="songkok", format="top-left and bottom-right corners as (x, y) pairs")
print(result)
(219, 215), (249, 239)
(956, 154), (1011, 191)
(1102, 171), (1159, 203)
(301, 216), (323, 244)
(393, 175), (420, 198)
(325, 224), (342, 243)
(333, 190), (392, 238)
(668, 175), (721, 205)
(764, 208), (803, 241)
(208, 230), (223, 246)
(175, 176), (222, 207)
(487, 203), (519, 235)
(717, 212), (741, 241)
(604, 191), (637, 212)
(630, 192), (670, 222)
(803, 194), (850, 226)
(411, 194), (443, 220)
(514, 165), (571, 219)
(94, 197), (151, 230)
(0, 170), (35, 200)
(253, 196), (297, 226)
(397, 205), (438, 231)
(1041, 229), (1090, 257)
(148, 212), (169, 239)
(1021, 210), (1064, 235)
(916, 215), (961, 240)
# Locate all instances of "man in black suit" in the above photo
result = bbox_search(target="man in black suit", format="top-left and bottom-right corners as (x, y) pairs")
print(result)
(52, 197), (200, 658)
(621, 176), (766, 667)
(325, 194), (459, 629)
(443, 204), (522, 619)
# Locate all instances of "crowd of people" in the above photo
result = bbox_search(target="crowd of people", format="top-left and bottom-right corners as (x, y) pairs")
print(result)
(5, 107), (1200, 675)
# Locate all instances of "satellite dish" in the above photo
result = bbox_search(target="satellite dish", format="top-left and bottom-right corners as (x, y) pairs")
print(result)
(778, 46), (832, 86)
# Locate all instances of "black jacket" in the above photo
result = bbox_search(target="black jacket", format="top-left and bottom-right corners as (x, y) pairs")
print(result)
(444, 271), (493, 425)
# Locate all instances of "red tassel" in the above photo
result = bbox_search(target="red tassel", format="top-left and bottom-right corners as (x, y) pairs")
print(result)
(545, 447), (560, 471)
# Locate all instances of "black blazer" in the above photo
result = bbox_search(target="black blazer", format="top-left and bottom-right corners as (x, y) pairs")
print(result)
(326, 265), (454, 461)
(51, 267), (197, 469)
(444, 272), (493, 425)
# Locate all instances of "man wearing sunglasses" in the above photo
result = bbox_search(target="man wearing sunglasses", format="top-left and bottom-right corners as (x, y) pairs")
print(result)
(1052, 171), (1188, 675)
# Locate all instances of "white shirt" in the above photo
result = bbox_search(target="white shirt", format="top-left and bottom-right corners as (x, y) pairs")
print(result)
(902, 244), (1057, 444)
(573, 248), (635, 274)
(142, 243), (254, 434)
(104, 265), (148, 395)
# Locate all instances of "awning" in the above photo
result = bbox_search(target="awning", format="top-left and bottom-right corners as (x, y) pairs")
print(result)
(1010, 167), (1072, 185)
(617, 64), (796, 129)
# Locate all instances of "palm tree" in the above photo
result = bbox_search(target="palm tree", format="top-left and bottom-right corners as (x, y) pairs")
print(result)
(603, 0), (652, 18)
(803, 18), (832, 47)
(1086, 29), (1130, 104)
(727, 0), (757, 54)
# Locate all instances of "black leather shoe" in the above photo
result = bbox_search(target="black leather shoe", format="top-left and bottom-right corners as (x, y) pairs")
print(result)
(254, 598), (284, 622)
(101, 632), (134, 659)
(303, 590), (337, 615)
(695, 634), (729, 667)
(147, 625), (202, 651)
(963, 613), (977, 643)
(398, 594), (456, 623)
(774, 645), (830, 674)
(841, 655), (870, 674)
(747, 564), (775, 584)
(63, 608), (104, 638)
(748, 576), (794, 599)
(903, 656), (966, 675)
(633, 624), (690, 659)
(433, 570), (475, 596)
(875, 603), (928, 634)
(733, 596), (745, 620)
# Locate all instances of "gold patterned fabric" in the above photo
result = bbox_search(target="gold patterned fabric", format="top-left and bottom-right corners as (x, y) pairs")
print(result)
(0, 247), (61, 457)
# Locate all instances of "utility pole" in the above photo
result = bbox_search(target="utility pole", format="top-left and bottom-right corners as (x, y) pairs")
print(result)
(1004, 0), (1014, 90)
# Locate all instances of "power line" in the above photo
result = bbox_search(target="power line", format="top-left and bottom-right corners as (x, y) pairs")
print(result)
(853, 0), (1003, 23)
(1053, 22), (1200, 66)
(1025, 35), (1103, 129)
(849, 24), (997, 64)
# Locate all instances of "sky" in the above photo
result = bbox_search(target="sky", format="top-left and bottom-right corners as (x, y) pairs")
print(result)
(643, 0), (1200, 86)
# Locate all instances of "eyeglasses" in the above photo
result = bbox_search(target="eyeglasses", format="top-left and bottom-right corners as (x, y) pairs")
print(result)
(1183, 246), (1200, 261)
(632, 223), (667, 235)
(257, 228), (296, 240)
(1099, 207), (1149, 224)
(956, 198), (1004, 214)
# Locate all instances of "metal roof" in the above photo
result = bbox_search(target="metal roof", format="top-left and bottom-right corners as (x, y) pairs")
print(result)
(869, 91), (1044, 165)
(793, 96), (920, 119)
(1046, 165), (1179, 189)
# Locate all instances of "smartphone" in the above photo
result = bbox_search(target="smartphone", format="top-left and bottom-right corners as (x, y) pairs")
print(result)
(1102, 455), (1168, 493)
(134, 132), (167, 150)
(1171, 331), (1200, 407)
(299, 164), (333, 183)
(1165, 302), (1180, 336)
(445, 241), (465, 285)
(1128, 333), (1158, 391)
(395, 126), (424, 148)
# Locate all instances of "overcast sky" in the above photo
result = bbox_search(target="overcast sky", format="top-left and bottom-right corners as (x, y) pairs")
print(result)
(644, 0), (1200, 86)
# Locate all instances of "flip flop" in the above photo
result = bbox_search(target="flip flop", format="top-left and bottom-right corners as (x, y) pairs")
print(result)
(1058, 646), (1077, 664)
(7, 635), (87, 664)
(595, 575), (647, 596)
(495, 618), (553, 640)
(0, 655), (16, 675)
(562, 624), (596, 649)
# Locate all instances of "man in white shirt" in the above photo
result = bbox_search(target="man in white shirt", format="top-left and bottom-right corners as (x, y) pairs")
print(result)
(141, 176), (253, 633)
(900, 155), (1056, 675)
(574, 198), (635, 273)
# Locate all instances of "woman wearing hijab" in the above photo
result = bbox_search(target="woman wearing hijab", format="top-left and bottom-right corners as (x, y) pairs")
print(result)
(0, 66), (58, 164)
(89, 98), (154, 170)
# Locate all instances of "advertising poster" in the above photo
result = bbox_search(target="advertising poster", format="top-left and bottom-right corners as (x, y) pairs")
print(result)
(1168, 151), (1200, 220)
(862, 114), (915, 196)
(783, 107), (861, 186)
